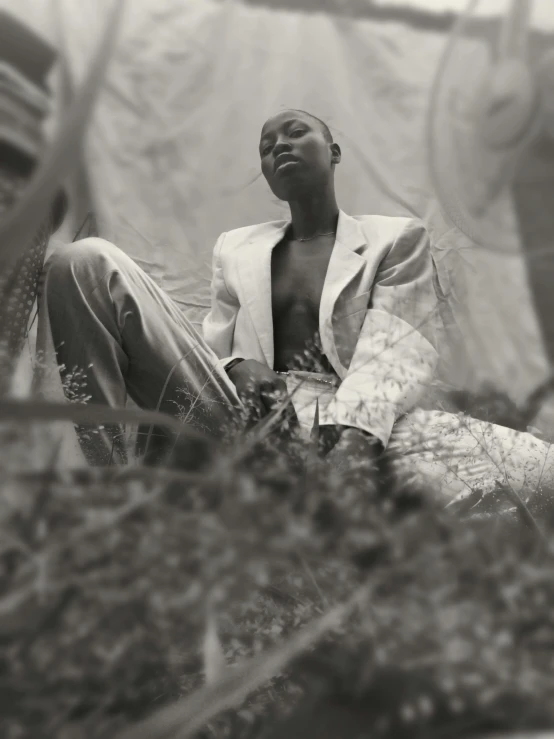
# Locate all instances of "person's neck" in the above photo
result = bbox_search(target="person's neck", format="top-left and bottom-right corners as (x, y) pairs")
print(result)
(287, 188), (339, 241)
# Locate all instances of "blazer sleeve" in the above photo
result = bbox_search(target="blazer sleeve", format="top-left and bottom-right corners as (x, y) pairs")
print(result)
(202, 232), (239, 370)
(329, 219), (439, 447)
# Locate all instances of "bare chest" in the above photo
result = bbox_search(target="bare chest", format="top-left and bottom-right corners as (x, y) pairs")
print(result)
(270, 236), (336, 371)
(271, 236), (335, 315)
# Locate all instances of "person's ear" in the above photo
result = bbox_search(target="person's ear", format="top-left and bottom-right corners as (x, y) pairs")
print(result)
(330, 143), (341, 165)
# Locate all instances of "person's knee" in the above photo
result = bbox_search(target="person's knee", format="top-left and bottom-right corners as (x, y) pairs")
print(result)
(42, 238), (115, 298)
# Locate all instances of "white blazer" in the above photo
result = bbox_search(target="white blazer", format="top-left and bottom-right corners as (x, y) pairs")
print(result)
(203, 210), (438, 447)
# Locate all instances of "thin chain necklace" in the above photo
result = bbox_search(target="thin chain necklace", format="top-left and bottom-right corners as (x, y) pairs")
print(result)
(293, 230), (336, 242)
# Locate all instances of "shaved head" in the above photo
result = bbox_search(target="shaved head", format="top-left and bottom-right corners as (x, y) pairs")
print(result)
(286, 110), (334, 144)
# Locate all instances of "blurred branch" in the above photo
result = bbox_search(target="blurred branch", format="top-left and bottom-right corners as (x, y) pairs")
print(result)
(0, 0), (126, 270)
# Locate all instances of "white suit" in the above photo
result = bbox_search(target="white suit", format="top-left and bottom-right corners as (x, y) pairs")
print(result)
(38, 213), (554, 504)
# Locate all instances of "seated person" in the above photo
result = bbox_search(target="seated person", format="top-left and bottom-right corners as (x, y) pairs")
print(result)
(38, 109), (554, 502)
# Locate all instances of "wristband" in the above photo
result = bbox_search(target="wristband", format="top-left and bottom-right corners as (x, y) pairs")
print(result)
(225, 358), (245, 374)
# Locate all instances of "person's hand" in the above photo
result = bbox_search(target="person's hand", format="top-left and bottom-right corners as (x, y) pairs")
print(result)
(227, 359), (288, 422)
(326, 427), (382, 478)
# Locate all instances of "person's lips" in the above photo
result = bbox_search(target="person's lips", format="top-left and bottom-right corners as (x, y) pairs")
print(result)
(274, 153), (299, 173)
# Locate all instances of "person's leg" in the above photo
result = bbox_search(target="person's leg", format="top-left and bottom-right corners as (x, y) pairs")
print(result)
(390, 408), (554, 506)
(37, 237), (240, 464)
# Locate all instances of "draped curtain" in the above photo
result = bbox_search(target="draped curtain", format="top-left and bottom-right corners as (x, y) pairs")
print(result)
(10, 0), (554, 413)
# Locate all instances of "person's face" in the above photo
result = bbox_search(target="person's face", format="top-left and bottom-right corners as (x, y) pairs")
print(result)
(259, 111), (339, 201)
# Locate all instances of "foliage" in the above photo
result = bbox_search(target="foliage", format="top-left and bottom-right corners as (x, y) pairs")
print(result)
(1, 404), (554, 738)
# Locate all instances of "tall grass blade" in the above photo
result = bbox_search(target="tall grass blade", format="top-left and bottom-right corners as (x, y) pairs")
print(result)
(307, 398), (320, 473)
(52, 0), (100, 237)
(499, 482), (548, 543)
(11, 466), (204, 487)
(0, 0), (126, 269)
(115, 587), (366, 739)
(203, 606), (226, 686)
(0, 398), (187, 437)
(427, 0), (491, 246)
(310, 398), (319, 445)
(513, 129), (554, 368)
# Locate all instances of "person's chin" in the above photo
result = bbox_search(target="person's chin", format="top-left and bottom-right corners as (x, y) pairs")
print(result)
(272, 176), (309, 201)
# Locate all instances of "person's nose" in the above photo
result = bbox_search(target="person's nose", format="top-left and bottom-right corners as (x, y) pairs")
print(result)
(272, 138), (292, 158)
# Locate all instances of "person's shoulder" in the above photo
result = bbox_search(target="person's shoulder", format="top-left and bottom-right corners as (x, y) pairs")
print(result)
(218, 219), (289, 252)
(354, 213), (426, 236)
(354, 214), (429, 251)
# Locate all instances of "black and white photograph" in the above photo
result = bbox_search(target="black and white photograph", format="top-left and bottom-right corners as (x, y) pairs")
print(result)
(2, 0), (554, 737)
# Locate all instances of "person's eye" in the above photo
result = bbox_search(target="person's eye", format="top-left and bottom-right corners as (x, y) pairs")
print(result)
(290, 129), (306, 138)
(261, 144), (272, 156)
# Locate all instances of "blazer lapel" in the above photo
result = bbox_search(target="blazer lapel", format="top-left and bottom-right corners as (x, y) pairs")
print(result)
(320, 211), (367, 372)
(236, 221), (288, 368)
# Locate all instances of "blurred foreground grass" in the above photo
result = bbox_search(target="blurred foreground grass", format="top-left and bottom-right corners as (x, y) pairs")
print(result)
(2, 414), (554, 739)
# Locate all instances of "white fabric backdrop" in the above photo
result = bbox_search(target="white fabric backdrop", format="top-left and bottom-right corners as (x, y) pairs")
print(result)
(10, 0), (554, 417)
